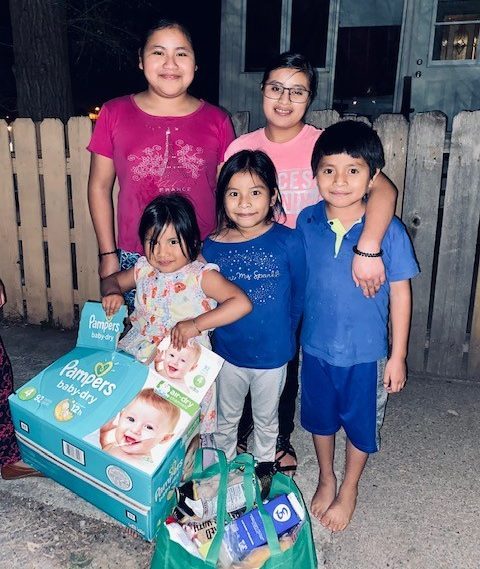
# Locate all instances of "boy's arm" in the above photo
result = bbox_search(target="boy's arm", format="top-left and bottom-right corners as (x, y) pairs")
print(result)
(384, 280), (411, 393)
(354, 172), (397, 298)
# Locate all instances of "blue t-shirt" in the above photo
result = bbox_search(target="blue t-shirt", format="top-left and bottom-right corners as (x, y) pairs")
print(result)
(202, 223), (306, 369)
(297, 201), (419, 366)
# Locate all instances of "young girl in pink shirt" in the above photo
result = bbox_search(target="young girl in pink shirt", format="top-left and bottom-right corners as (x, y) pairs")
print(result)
(88, 19), (235, 310)
(225, 52), (397, 475)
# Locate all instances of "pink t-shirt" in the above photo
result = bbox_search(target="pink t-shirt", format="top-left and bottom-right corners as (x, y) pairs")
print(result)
(88, 95), (235, 253)
(224, 124), (322, 228)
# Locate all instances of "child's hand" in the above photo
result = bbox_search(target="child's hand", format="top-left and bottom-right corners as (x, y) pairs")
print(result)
(102, 294), (124, 317)
(170, 320), (199, 350)
(383, 356), (407, 393)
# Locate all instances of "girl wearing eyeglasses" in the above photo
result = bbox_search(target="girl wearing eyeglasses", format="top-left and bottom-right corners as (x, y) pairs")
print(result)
(223, 52), (397, 478)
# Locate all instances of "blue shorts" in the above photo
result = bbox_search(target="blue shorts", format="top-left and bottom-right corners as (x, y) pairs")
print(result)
(300, 352), (388, 453)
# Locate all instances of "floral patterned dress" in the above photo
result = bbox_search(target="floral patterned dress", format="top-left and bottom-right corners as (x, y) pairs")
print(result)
(130, 257), (219, 434)
(0, 335), (21, 467)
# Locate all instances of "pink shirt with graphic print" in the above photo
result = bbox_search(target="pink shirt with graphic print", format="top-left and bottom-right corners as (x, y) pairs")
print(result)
(224, 124), (322, 228)
(88, 95), (235, 253)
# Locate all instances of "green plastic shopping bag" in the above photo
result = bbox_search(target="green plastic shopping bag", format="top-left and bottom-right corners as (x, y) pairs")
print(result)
(259, 466), (317, 568)
(150, 450), (317, 569)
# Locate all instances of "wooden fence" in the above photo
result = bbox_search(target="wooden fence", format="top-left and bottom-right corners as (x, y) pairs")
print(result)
(1, 110), (479, 382)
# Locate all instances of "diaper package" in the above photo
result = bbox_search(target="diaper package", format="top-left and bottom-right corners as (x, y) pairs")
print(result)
(8, 302), (224, 540)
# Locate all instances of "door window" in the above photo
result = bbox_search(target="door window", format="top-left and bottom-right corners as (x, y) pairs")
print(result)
(432, 0), (480, 61)
(290, 0), (330, 68)
(333, 25), (401, 119)
(245, 0), (282, 71)
(244, 0), (331, 71)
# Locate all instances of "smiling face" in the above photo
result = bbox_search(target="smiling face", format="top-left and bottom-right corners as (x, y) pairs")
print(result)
(163, 344), (200, 381)
(224, 170), (278, 237)
(115, 399), (171, 456)
(262, 67), (310, 137)
(315, 153), (378, 219)
(144, 224), (190, 273)
(139, 26), (196, 99)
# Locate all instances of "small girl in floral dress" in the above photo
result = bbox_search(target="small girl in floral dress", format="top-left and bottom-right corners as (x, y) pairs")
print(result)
(101, 194), (252, 440)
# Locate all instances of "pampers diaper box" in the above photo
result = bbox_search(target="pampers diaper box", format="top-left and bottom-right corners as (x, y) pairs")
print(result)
(8, 302), (224, 540)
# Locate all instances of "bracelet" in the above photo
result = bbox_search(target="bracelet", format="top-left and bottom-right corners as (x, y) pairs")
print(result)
(352, 245), (383, 258)
(192, 318), (202, 335)
(98, 250), (117, 259)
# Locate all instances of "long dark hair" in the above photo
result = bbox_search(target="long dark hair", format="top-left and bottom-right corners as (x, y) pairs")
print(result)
(215, 150), (285, 232)
(138, 194), (201, 261)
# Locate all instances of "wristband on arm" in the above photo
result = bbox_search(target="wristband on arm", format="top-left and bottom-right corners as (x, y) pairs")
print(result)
(98, 250), (118, 259)
(352, 245), (383, 258)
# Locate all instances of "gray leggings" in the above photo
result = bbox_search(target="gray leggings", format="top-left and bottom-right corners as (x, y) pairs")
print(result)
(214, 361), (287, 462)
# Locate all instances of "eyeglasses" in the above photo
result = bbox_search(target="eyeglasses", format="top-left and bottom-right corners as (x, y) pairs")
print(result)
(262, 82), (310, 103)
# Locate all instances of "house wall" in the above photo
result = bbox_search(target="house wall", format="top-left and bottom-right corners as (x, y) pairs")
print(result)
(219, 0), (480, 129)
(219, 0), (263, 129)
(339, 0), (403, 27)
(219, 0), (339, 130)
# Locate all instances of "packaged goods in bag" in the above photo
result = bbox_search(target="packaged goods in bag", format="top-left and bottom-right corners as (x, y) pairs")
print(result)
(175, 472), (248, 521)
(230, 534), (295, 568)
(231, 520), (303, 568)
(164, 518), (202, 559)
(149, 450), (318, 569)
(219, 492), (304, 566)
(181, 509), (245, 548)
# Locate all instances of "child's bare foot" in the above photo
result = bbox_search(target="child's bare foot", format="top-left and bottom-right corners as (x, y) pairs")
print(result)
(320, 483), (358, 532)
(311, 474), (336, 520)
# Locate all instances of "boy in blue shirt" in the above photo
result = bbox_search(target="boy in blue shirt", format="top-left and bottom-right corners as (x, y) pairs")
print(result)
(297, 121), (419, 532)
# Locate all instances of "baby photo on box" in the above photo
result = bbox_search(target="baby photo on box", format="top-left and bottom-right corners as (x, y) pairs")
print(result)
(150, 336), (223, 403)
(84, 337), (224, 473)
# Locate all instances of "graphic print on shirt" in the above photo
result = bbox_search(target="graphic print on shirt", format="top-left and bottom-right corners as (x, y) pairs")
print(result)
(213, 246), (280, 304)
(277, 167), (318, 217)
(128, 127), (206, 191)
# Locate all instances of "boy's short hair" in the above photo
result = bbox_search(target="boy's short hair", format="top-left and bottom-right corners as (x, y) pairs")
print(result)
(130, 388), (180, 431)
(311, 120), (385, 179)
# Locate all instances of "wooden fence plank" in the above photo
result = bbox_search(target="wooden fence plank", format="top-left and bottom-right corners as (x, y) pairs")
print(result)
(427, 111), (480, 377)
(41, 119), (74, 327)
(342, 114), (371, 125)
(231, 111), (250, 137)
(402, 112), (446, 373)
(306, 109), (340, 129)
(0, 121), (23, 319)
(13, 119), (48, 324)
(374, 114), (409, 216)
(68, 116), (100, 309)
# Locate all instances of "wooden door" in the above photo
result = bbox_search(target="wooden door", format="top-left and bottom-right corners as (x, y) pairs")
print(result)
(395, 0), (480, 124)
